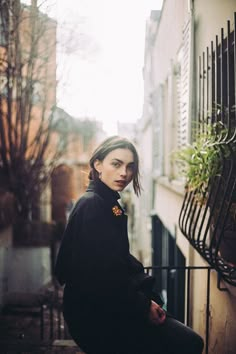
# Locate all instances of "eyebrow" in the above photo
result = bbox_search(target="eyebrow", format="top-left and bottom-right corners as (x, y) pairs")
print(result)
(111, 158), (134, 165)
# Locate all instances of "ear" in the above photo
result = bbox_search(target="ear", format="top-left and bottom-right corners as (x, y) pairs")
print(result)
(94, 159), (102, 173)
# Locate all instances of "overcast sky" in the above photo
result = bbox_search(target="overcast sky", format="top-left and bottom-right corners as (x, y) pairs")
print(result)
(25, 0), (163, 134)
(55, 0), (164, 134)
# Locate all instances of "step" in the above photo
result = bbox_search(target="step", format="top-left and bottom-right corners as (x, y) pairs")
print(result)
(52, 339), (85, 353)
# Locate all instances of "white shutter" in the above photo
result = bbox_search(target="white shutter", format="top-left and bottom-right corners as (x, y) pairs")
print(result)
(177, 16), (192, 149)
(152, 84), (164, 177)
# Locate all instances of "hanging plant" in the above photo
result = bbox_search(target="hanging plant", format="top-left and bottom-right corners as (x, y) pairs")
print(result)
(173, 122), (236, 265)
(173, 125), (222, 203)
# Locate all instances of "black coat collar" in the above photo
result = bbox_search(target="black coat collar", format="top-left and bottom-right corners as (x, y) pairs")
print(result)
(86, 179), (126, 220)
(86, 178), (120, 204)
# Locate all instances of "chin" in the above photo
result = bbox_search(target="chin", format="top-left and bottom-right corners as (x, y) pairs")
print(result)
(112, 185), (125, 192)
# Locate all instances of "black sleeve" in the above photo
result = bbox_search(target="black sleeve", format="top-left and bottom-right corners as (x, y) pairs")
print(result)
(54, 204), (81, 286)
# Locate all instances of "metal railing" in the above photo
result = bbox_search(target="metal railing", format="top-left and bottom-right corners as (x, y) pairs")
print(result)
(179, 12), (236, 286)
(145, 265), (211, 354)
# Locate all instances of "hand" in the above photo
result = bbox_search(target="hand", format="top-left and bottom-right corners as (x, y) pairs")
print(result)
(148, 300), (166, 325)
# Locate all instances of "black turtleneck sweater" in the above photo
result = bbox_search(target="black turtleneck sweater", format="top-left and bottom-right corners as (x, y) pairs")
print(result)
(55, 178), (151, 321)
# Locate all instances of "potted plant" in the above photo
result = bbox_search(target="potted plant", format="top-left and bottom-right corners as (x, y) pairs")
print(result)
(174, 127), (222, 203)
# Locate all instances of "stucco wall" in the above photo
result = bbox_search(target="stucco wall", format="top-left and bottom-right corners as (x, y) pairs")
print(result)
(192, 2), (236, 352)
(153, 180), (194, 261)
(194, 0), (236, 56)
(136, 119), (153, 266)
(152, 0), (189, 85)
(191, 258), (236, 354)
(149, 1), (236, 353)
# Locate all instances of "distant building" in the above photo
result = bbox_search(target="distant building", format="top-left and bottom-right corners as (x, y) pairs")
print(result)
(0, 0), (57, 305)
(0, 1), (57, 222)
(117, 121), (137, 140)
(50, 107), (102, 225)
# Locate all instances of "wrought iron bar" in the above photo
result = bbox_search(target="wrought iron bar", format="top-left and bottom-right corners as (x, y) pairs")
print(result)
(221, 28), (225, 126)
(215, 35), (220, 128)
(211, 40), (215, 124)
(227, 20), (232, 135)
(198, 56), (202, 128)
(206, 46), (210, 125)
(179, 14), (236, 286)
(234, 13), (236, 127)
(186, 268), (190, 326)
(202, 51), (205, 129)
(205, 268), (211, 354)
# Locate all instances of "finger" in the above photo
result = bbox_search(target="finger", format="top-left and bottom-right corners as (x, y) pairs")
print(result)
(157, 310), (166, 322)
(156, 307), (164, 316)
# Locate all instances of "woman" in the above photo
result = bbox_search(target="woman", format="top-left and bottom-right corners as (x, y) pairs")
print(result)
(55, 136), (204, 354)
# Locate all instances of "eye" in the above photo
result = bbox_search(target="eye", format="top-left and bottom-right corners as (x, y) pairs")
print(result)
(127, 164), (134, 172)
(112, 161), (121, 167)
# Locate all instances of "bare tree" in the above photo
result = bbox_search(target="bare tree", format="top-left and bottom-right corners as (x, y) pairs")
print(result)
(0, 0), (65, 221)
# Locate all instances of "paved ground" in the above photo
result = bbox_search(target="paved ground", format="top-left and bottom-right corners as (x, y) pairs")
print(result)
(0, 294), (85, 353)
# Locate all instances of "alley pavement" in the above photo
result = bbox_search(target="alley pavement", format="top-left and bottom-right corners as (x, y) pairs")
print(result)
(0, 288), (85, 354)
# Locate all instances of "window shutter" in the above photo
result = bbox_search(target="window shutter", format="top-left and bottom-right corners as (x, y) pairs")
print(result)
(177, 16), (192, 149)
(152, 84), (164, 177)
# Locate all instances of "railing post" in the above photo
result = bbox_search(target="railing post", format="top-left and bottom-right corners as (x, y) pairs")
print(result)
(205, 267), (211, 354)
(186, 268), (191, 326)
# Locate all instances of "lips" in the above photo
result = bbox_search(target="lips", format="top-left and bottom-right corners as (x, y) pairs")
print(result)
(115, 180), (126, 186)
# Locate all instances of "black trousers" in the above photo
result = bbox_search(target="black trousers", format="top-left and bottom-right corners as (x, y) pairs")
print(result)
(64, 311), (204, 354)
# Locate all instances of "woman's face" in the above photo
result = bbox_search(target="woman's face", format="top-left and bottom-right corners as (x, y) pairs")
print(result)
(94, 148), (135, 192)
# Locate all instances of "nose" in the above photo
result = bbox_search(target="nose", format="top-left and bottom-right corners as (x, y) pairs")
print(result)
(120, 166), (127, 177)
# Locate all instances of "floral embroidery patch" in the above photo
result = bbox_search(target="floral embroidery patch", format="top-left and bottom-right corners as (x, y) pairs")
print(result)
(112, 205), (123, 216)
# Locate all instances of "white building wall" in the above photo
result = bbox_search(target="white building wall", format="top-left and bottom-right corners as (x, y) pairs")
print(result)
(134, 11), (161, 265)
(194, 0), (236, 51)
(148, 0), (190, 251)
(139, 1), (236, 353)
(152, 0), (189, 84)
(137, 119), (153, 266)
